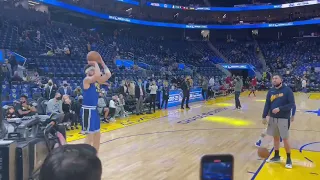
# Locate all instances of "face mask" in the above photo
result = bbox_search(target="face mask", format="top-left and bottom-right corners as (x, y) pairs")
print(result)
(138, 82), (141, 86)
(48, 82), (52, 86)
(78, 99), (83, 103)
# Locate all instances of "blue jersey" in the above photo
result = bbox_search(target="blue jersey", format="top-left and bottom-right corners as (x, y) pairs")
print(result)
(82, 82), (99, 107)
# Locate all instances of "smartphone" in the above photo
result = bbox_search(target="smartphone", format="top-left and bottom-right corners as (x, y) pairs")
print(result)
(200, 154), (234, 180)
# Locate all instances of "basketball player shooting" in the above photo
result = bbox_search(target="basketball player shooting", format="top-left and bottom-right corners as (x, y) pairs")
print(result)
(261, 74), (295, 169)
(82, 51), (111, 152)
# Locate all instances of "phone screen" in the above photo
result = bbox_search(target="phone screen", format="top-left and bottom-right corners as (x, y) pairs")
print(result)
(201, 155), (233, 180)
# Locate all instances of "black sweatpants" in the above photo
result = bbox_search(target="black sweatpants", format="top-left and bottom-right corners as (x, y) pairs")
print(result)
(181, 91), (190, 108)
(150, 94), (156, 112)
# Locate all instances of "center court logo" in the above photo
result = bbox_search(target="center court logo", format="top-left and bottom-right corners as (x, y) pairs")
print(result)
(177, 108), (228, 124)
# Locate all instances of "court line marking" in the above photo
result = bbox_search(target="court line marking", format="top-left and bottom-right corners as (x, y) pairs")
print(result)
(99, 128), (320, 145)
(251, 142), (320, 179)
(97, 128), (319, 178)
(299, 141), (320, 163)
(299, 142), (320, 152)
(67, 94), (240, 142)
(251, 147), (274, 180)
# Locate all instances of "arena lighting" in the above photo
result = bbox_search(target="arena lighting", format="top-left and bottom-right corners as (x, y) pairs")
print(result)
(28, 0), (40, 4)
(35, 0), (320, 29)
(145, 0), (320, 12)
(202, 116), (252, 126)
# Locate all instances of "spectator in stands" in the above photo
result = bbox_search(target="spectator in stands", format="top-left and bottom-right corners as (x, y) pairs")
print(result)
(39, 144), (102, 180)
(44, 79), (58, 100)
(1, 63), (9, 80)
(64, 46), (71, 56)
(149, 80), (158, 113)
(62, 95), (78, 130)
(301, 78), (307, 93)
(4, 59), (12, 78)
(46, 49), (54, 56)
(58, 81), (73, 96)
(73, 86), (82, 98)
(119, 80), (128, 97)
(117, 94), (126, 117)
(46, 93), (63, 115)
(87, 42), (91, 52)
(135, 79), (145, 115)
(74, 95), (83, 123)
(8, 53), (17, 72)
(145, 78), (151, 94)
(294, 76), (301, 92)
(6, 106), (18, 119)
(161, 80), (170, 109)
(201, 76), (208, 101)
(16, 95), (37, 117)
(208, 76), (215, 98)
(12, 71), (24, 81)
(128, 81), (135, 98)
(108, 96), (117, 121)
(97, 93), (109, 123)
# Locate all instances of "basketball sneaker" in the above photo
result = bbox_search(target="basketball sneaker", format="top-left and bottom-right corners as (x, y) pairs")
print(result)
(267, 156), (281, 163)
(285, 159), (292, 169)
(255, 140), (262, 147)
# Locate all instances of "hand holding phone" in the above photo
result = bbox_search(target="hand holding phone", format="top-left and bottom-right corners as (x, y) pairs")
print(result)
(200, 154), (234, 180)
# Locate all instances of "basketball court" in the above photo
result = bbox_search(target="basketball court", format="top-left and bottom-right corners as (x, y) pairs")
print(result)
(68, 91), (320, 180)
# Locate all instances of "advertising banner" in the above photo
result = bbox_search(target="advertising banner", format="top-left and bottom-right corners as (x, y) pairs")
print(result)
(160, 87), (203, 108)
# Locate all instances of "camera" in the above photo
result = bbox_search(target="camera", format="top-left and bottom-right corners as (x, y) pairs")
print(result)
(0, 114), (64, 180)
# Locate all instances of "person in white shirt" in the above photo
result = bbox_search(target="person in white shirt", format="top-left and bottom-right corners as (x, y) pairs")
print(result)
(149, 80), (158, 113)
(116, 94), (126, 118)
(208, 77), (215, 98)
(108, 96), (117, 121)
(301, 78), (307, 93)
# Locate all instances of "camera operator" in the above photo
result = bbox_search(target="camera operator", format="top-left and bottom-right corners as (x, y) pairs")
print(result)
(15, 95), (37, 117)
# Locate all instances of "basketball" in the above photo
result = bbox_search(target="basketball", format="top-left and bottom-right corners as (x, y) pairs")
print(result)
(87, 51), (101, 63)
(257, 147), (269, 159)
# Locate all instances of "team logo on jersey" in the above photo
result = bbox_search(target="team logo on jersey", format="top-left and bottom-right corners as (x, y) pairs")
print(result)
(270, 93), (283, 102)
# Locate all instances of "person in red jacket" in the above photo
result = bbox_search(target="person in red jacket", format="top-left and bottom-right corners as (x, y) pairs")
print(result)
(248, 76), (257, 97)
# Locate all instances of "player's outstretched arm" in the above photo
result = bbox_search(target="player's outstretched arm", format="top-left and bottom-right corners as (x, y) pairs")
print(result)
(98, 60), (112, 84)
